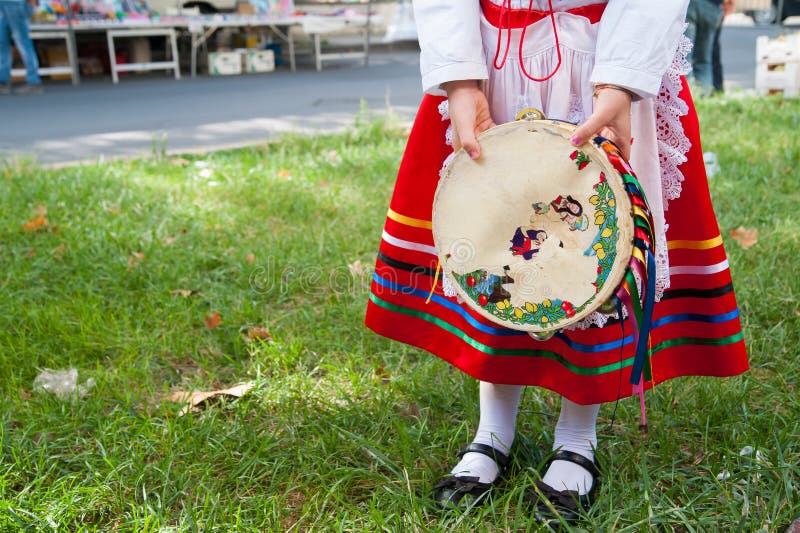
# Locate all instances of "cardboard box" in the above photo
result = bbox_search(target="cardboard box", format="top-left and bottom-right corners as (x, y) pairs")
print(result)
(236, 1), (255, 14)
(243, 49), (275, 73)
(45, 43), (72, 80)
(128, 37), (151, 65)
(209, 51), (242, 75)
(245, 33), (260, 49)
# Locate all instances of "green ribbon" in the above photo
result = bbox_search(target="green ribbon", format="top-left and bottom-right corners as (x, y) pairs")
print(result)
(370, 294), (744, 377)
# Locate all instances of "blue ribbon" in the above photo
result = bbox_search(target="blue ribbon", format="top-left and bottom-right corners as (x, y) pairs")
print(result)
(629, 249), (657, 385)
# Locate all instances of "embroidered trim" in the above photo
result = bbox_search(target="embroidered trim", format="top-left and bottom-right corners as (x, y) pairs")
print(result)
(439, 152), (455, 180)
(657, 32), (692, 211)
(438, 101), (461, 303)
(438, 99), (450, 121)
(649, 31), (692, 301)
(442, 275), (463, 301)
(567, 305), (626, 330)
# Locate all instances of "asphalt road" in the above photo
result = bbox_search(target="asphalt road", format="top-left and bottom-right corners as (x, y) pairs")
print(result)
(0, 24), (794, 165)
(0, 47), (423, 164)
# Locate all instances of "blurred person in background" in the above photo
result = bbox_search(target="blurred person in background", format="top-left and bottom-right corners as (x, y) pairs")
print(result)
(686, 0), (725, 95)
(0, 0), (42, 95)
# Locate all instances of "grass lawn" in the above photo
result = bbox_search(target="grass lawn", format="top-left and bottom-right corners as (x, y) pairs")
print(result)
(1, 97), (799, 532)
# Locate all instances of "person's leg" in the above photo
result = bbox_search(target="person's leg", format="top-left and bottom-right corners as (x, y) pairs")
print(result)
(541, 397), (600, 495)
(711, 24), (723, 93)
(6, 2), (40, 86)
(0, 6), (12, 88)
(449, 381), (523, 482)
(691, 0), (723, 95)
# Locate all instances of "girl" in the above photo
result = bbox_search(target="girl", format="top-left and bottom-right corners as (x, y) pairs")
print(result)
(365, 0), (748, 522)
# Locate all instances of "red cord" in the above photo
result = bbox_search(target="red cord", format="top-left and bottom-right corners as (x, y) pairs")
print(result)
(492, 0), (562, 82)
(520, 0), (562, 81)
(492, 0), (512, 70)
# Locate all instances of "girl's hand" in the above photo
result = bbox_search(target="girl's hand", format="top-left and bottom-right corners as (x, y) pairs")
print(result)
(571, 86), (633, 160)
(443, 80), (496, 160)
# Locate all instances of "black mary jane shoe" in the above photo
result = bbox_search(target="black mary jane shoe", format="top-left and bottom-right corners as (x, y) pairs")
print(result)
(532, 450), (601, 525)
(432, 442), (511, 510)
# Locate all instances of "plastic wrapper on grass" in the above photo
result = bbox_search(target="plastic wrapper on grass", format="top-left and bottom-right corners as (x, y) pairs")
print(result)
(33, 368), (95, 401)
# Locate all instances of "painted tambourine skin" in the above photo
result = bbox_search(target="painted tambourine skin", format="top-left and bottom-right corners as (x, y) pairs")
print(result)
(432, 119), (635, 333)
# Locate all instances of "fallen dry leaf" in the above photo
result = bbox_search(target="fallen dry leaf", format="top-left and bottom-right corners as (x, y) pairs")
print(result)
(374, 365), (391, 385)
(245, 325), (272, 342)
(245, 253), (255, 264)
(730, 226), (758, 250)
(348, 260), (366, 277)
(167, 382), (255, 416)
(52, 243), (67, 260)
(20, 388), (31, 400)
(171, 289), (202, 298)
(276, 169), (292, 179)
(400, 402), (422, 420)
(23, 215), (48, 232)
(128, 252), (145, 270)
(171, 157), (191, 167)
(32, 432), (54, 444)
(27, 248), (36, 258)
(204, 311), (221, 330)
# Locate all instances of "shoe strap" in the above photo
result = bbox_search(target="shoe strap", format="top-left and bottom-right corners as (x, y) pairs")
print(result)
(549, 450), (601, 480)
(458, 442), (511, 470)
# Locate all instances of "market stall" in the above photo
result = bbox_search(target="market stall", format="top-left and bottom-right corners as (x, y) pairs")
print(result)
(292, 1), (376, 71)
(18, 0), (382, 84)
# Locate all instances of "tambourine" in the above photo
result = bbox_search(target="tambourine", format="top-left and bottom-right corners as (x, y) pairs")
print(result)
(432, 111), (656, 341)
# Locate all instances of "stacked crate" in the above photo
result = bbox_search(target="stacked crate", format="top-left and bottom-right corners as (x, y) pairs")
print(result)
(755, 33), (800, 97)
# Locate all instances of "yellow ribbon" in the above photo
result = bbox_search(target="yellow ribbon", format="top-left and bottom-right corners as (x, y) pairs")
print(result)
(387, 208), (432, 230)
(426, 261), (442, 304)
(667, 235), (723, 251)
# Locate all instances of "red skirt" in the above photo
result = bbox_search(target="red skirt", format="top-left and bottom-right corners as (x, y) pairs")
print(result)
(365, 81), (748, 405)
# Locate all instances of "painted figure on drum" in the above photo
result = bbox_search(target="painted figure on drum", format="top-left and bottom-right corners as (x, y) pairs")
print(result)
(552, 195), (590, 231)
(509, 227), (548, 259)
(534, 197), (590, 232)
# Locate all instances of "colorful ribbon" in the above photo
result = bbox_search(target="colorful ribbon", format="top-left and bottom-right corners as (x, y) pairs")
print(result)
(596, 136), (658, 427)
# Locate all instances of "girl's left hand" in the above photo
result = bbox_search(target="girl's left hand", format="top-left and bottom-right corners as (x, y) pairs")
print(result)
(571, 86), (632, 160)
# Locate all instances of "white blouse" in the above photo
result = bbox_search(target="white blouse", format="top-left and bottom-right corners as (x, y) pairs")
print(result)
(412, 0), (689, 100)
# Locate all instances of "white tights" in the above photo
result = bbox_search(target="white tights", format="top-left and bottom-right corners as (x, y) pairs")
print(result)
(450, 381), (522, 482)
(450, 382), (599, 494)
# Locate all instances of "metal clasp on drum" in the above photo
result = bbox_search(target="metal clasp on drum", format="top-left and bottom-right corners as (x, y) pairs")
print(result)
(516, 108), (546, 121)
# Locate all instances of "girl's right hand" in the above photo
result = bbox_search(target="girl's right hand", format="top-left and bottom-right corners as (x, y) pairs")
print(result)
(443, 80), (496, 160)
